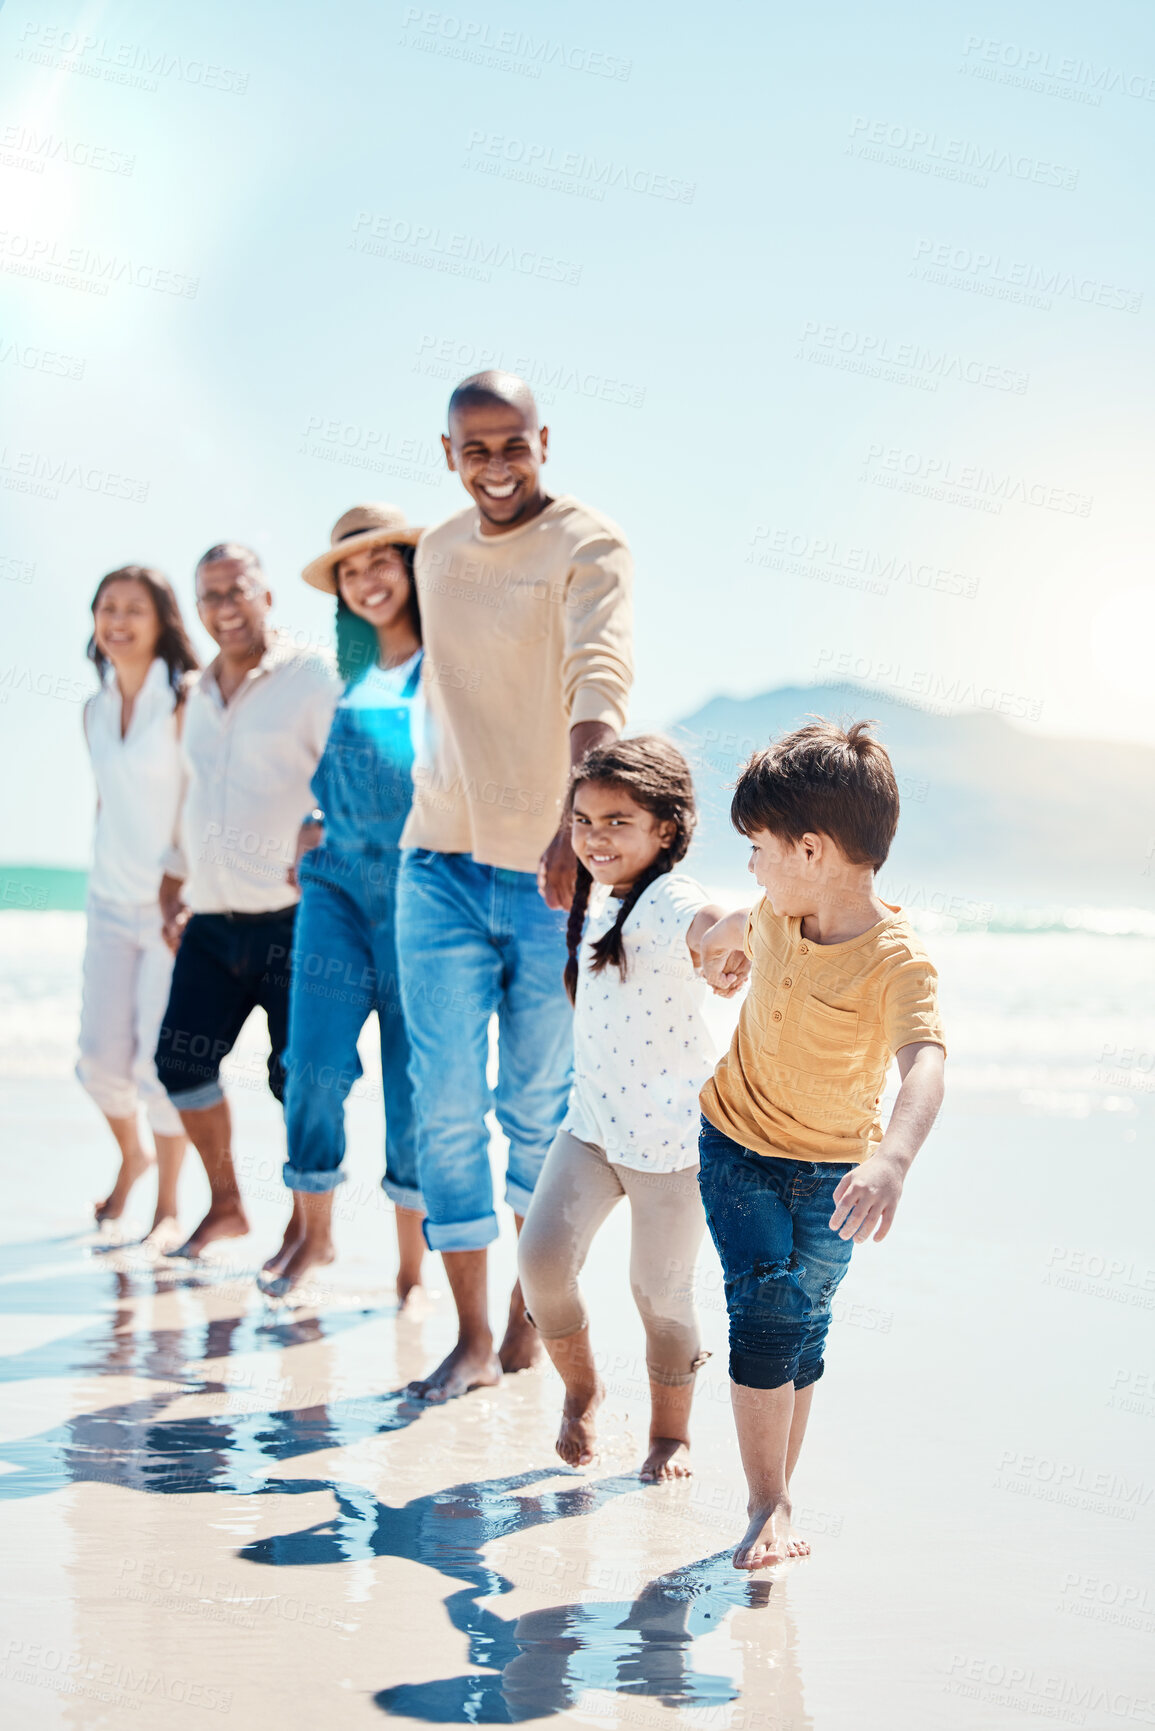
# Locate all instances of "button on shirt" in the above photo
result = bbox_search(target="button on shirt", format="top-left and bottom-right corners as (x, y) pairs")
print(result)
(701, 897), (946, 1165)
(168, 634), (339, 913)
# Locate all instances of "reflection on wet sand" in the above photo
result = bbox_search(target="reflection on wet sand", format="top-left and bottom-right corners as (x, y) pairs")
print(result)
(0, 1241), (811, 1728)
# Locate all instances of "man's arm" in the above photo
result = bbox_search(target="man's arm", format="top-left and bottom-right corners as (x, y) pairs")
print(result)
(828, 1041), (946, 1243)
(538, 720), (616, 911)
(159, 872), (190, 954)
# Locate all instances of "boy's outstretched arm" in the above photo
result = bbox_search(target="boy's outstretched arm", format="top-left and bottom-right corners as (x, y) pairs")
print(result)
(694, 907), (753, 997)
(829, 1042), (945, 1243)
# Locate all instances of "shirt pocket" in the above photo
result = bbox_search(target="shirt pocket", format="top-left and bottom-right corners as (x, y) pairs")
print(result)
(800, 996), (859, 1055)
(493, 576), (552, 644)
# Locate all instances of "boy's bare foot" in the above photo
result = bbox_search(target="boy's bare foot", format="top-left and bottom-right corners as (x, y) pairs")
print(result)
(94, 1149), (155, 1223)
(172, 1201), (250, 1260)
(556, 1381), (604, 1467)
(733, 1500), (811, 1571)
(640, 1437), (693, 1482)
(258, 1234), (335, 1297)
(408, 1337), (501, 1403)
(396, 1274), (428, 1313)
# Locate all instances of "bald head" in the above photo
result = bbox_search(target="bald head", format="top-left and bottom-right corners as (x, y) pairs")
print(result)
(448, 370), (540, 435)
(442, 372), (550, 536)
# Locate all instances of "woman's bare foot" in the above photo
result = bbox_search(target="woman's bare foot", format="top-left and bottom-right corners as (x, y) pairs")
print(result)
(142, 1215), (182, 1254)
(640, 1437), (693, 1482)
(556, 1381), (604, 1467)
(733, 1499), (811, 1570)
(94, 1148), (155, 1223)
(172, 1200), (250, 1260)
(263, 1197), (306, 1276)
(259, 1232), (335, 1297)
(408, 1336), (501, 1403)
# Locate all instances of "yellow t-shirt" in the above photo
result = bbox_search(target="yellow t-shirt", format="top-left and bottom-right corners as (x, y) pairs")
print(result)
(700, 898), (945, 1164)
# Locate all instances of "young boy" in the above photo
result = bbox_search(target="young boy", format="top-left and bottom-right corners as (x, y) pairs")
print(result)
(697, 719), (946, 1570)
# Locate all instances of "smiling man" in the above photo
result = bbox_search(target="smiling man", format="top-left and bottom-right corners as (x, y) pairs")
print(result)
(397, 371), (634, 1402)
(154, 543), (338, 1259)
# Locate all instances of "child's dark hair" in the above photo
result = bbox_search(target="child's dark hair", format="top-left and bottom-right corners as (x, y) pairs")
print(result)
(730, 718), (899, 869)
(564, 735), (696, 1005)
(336, 542), (421, 684)
(87, 566), (200, 701)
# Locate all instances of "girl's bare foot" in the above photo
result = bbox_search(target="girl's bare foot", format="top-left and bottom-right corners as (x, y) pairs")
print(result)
(94, 1149), (155, 1223)
(258, 1233), (335, 1297)
(640, 1437), (692, 1482)
(556, 1381), (604, 1467)
(498, 1279), (541, 1373)
(733, 1499), (811, 1570)
(172, 1200), (250, 1260)
(408, 1336), (501, 1403)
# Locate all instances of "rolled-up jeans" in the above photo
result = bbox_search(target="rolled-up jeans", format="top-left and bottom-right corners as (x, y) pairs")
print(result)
(282, 845), (419, 1208)
(697, 1115), (855, 1390)
(396, 849), (572, 1252)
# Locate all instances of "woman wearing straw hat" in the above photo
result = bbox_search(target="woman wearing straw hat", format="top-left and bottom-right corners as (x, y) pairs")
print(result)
(260, 505), (427, 1299)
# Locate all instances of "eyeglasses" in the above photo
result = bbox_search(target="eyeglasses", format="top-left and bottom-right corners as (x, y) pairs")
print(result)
(197, 580), (263, 611)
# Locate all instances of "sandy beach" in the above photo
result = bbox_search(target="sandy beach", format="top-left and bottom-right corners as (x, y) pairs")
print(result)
(1, 912), (1153, 1729)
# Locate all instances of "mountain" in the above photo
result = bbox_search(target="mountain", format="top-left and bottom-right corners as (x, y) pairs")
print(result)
(669, 684), (1155, 915)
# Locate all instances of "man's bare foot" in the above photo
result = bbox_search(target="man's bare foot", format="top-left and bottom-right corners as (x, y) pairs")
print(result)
(640, 1437), (693, 1482)
(556, 1381), (604, 1467)
(498, 1306), (541, 1375)
(733, 1499), (811, 1570)
(258, 1234), (335, 1297)
(408, 1337), (501, 1403)
(94, 1150), (155, 1223)
(172, 1201), (250, 1260)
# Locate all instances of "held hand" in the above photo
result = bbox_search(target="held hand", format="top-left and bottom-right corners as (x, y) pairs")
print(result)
(537, 826), (577, 912)
(829, 1151), (905, 1243)
(159, 874), (189, 955)
(287, 820), (324, 889)
(698, 916), (751, 997)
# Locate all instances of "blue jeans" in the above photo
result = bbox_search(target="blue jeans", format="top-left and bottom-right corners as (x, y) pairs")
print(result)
(697, 1116), (855, 1390)
(282, 847), (419, 1206)
(396, 850), (573, 1252)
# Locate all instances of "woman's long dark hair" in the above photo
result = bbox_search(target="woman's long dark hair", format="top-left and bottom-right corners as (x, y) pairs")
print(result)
(87, 566), (199, 700)
(564, 735), (697, 1005)
(336, 542), (421, 684)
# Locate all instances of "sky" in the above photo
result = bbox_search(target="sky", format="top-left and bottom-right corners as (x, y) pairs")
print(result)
(1, 0), (1153, 865)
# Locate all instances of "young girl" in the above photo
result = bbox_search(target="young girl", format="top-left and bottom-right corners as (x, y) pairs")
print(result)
(518, 736), (734, 1481)
(79, 565), (199, 1240)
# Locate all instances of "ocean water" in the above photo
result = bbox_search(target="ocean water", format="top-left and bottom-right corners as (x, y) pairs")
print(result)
(0, 911), (1152, 1731)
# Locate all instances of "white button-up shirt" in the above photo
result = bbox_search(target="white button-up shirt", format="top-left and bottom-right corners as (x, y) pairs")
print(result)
(167, 633), (339, 914)
(85, 657), (189, 905)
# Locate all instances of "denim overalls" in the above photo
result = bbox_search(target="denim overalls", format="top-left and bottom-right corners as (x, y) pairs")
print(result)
(282, 656), (422, 1204)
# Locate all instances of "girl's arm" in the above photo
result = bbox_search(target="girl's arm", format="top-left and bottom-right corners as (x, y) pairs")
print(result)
(688, 905), (753, 998)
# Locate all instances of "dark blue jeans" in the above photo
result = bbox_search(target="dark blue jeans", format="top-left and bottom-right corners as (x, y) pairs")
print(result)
(697, 1116), (855, 1390)
(155, 909), (296, 1110)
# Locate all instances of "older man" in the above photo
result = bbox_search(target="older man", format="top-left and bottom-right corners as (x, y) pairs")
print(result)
(398, 371), (633, 1400)
(156, 543), (338, 1258)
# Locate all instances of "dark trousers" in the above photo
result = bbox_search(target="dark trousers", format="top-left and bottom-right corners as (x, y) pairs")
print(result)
(155, 909), (296, 1110)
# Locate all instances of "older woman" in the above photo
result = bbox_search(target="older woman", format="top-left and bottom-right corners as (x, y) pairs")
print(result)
(261, 505), (426, 1299)
(79, 565), (199, 1239)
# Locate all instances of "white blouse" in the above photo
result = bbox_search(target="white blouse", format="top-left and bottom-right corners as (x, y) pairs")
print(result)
(563, 872), (718, 1173)
(85, 658), (188, 905)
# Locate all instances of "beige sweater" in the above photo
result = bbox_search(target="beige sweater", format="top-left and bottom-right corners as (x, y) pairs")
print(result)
(402, 494), (633, 872)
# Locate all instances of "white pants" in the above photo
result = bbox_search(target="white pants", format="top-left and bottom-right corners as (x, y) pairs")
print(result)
(76, 894), (183, 1136)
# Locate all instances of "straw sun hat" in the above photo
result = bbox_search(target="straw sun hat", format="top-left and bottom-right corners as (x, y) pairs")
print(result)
(301, 503), (423, 595)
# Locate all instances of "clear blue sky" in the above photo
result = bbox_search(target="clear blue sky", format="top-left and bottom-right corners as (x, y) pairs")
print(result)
(2, 0), (1152, 864)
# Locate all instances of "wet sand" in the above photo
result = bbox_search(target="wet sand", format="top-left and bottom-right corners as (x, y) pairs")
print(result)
(1, 922), (1153, 1728)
